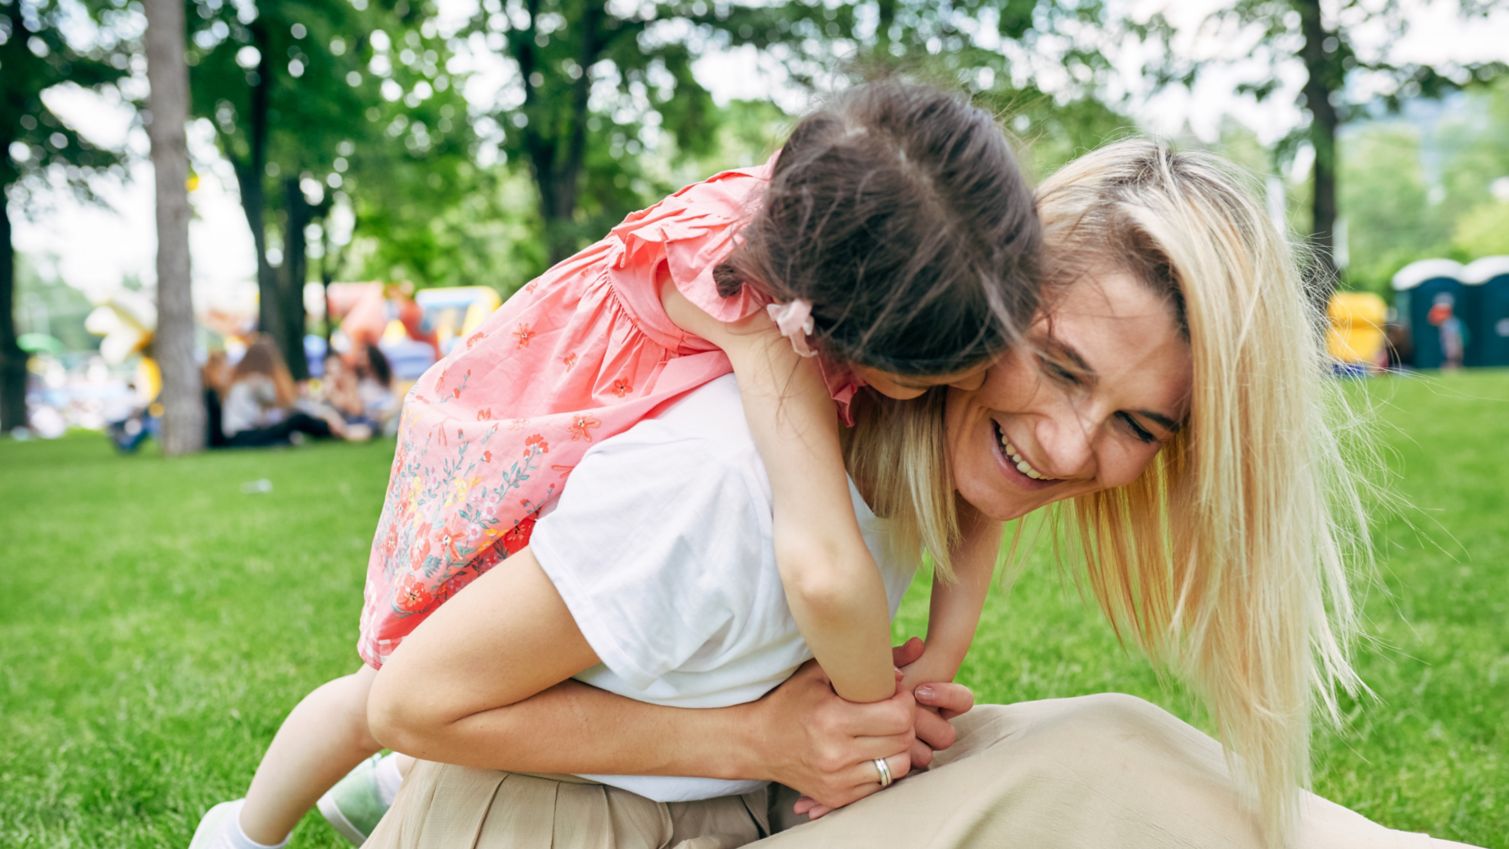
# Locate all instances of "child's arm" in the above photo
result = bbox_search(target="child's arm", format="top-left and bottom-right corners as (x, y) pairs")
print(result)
(663, 283), (895, 703)
(900, 505), (1002, 690)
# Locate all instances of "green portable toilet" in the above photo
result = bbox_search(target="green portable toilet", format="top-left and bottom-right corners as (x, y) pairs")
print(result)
(1465, 256), (1509, 368)
(1393, 259), (1468, 369)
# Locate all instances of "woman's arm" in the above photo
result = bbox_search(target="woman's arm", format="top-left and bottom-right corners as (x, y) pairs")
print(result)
(366, 545), (600, 760)
(663, 282), (895, 703)
(366, 545), (935, 808)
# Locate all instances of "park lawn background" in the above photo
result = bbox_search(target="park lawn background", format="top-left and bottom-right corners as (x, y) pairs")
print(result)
(1, 371), (1505, 848)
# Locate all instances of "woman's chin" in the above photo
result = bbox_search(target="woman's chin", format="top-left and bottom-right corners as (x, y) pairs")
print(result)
(952, 429), (1066, 521)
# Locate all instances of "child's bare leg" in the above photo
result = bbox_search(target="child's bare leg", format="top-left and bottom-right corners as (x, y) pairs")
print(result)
(238, 665), (380, 845)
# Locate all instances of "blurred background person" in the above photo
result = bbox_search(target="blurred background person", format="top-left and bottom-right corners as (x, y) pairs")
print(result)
(221, 335), (366, 447)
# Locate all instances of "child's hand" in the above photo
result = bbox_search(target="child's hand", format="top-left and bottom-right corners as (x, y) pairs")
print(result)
(895, 637), (955, 697)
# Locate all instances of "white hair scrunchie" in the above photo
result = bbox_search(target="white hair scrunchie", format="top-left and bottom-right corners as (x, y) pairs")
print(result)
(766, 299), (819, 359)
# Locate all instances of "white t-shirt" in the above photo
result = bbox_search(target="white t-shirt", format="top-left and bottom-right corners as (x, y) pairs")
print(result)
(220, 375), (280, 437)
(530, 375), (917, 802)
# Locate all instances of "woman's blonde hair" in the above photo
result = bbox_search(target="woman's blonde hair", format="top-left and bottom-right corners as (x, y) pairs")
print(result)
(851, 138), (1368, 844)
(844, 389), (960, 578)
(1045, 138), (1367, 842)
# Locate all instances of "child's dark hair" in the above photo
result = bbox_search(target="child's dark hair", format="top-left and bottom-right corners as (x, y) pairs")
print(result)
(715, 79), (1042, 375)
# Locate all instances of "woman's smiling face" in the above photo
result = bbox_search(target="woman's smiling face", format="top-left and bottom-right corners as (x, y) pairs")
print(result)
(946, 269), (1193, 521)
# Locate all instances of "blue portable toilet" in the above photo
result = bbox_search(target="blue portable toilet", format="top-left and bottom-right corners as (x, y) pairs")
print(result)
(1465, 256), (1509, 368)
(1393, 259), (1468, 369)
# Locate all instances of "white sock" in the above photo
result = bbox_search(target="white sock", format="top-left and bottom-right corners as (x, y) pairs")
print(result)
(228, 800), (289, 849)
(374, 753), (405, 806)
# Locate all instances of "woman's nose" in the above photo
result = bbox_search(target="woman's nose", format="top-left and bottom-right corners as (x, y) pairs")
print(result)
(1037, 406), (1095, 479)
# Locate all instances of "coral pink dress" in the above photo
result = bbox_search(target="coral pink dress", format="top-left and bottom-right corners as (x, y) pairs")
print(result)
(358, 162), (858, 667)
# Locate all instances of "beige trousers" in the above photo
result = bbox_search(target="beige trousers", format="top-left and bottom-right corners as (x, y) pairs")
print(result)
(364, 693), (1480, 849)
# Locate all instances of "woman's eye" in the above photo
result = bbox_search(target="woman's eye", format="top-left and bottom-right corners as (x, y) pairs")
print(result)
(1117, 412), (1157, 445)
(1039, 357), (1080, 385)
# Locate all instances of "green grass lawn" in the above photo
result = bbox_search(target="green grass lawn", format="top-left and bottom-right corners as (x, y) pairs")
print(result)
(2, 371), (1505, 848)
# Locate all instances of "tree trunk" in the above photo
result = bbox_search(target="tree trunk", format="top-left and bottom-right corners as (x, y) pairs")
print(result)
(318, 207), (337, 349)
(0, 193), (27, 434)
(1297, 0), (1340, 306)
(233, 20), (284, 354)
(875, 0), (897, 53)
(281, 177), (312, 379)
(552, 0), (598, 262)
(518, 0), (600, 265)
(145, 0), (204, 455)
(1, 11), (27, 433)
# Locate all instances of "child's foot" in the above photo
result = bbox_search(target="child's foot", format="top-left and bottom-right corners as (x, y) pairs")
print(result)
(317, 754), (394, 845)
(188, 800), (287, 849)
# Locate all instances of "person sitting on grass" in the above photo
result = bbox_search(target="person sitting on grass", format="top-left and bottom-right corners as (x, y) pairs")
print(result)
(220, 335), (369, 448)
(346, 141), (1481, 849)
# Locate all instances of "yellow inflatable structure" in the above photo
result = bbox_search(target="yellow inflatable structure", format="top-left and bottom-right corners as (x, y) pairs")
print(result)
(84, 290), (163, 403)
(1326, 291), (1387, 367)
(415, 286), (503, 354)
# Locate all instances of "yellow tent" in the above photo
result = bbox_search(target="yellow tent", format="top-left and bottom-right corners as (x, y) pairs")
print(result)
(1327, 291), (1387, 366)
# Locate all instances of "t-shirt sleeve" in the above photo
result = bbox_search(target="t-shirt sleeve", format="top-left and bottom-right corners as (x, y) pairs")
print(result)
(529, 432), (771, 690)
(607, 164), (772, 326)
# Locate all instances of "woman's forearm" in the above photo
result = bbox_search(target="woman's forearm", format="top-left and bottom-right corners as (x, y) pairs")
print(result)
(399, 678), (766, 780)
(382, 658), (927, 810)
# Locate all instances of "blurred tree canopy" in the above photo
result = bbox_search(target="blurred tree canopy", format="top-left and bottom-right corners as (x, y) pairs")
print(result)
(1439, 78), (1509, 260)
(1, 0), (132, 431)
(1321, 77), (1509, 296)
(9, 0), (1509, 408)
(460, 0), (791, 266)
(14, 253), (96, 352)
(1142, 0), (1506, 300)
(1338, 122), (1450, 295)
(186, 0), (471, 377)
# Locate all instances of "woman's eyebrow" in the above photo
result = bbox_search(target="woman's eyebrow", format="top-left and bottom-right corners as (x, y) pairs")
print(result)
(1049, 339), (1098, 385)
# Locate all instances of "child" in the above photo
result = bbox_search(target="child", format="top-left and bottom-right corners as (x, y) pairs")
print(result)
(191, 79), (1041, 849)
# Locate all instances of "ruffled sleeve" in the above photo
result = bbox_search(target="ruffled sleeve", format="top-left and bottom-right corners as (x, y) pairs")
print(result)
(607, 162), (773, 329)
(604, 159), (860, 424)
(819, 360), (862, 427)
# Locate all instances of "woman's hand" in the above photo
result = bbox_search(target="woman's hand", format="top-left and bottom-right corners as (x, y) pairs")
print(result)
(748, 660), (917, 810)
(789, 637), (976, 819)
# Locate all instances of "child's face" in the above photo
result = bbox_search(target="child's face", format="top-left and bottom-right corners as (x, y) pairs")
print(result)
(853, 363), (988, 401)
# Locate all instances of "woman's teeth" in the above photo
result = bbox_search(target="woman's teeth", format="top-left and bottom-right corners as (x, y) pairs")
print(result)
(999, 433), (1048, 480)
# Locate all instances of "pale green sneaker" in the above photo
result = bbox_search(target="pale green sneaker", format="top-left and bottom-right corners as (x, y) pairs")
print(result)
(317, 755), (390, 845)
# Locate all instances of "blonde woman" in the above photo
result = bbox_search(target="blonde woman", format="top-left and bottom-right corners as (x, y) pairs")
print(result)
(346, 140), (1475, 849)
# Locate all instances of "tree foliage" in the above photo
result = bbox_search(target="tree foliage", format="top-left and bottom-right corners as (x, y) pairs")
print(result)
(1438, 77), (1509, 260)
(457, 0), (749, 265)
(185, 0), (471, 376)
(1141, 0), (1506, 298)
(1337, 122), (1450, 294)
(771, 0), (1138, 176)
(1, 0), (131, 432)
